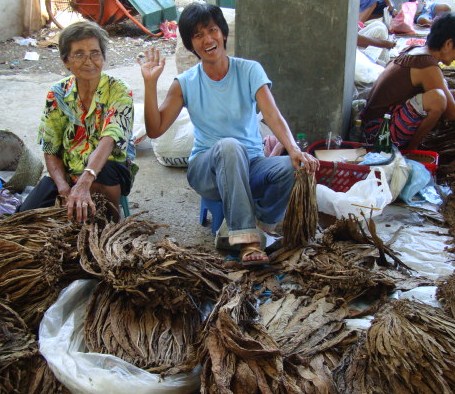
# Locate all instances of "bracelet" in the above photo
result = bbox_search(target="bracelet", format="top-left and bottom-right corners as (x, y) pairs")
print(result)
(83, 167), (97, 180)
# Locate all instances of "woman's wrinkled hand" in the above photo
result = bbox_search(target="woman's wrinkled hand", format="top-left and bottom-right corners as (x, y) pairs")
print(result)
(137, 47), (166, 82)
(66, 183), (96, 223)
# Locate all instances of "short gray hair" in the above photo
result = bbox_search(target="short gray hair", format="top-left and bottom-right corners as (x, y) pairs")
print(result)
(59, 21), (109, 62)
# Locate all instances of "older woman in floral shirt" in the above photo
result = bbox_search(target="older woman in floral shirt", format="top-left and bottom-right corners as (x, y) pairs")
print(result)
(19, 21), (135, 222)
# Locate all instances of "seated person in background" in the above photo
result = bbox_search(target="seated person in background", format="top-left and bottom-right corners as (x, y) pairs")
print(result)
(139, 3), (319, 265)
(19, 21), (136, 222)
(361, 13), (455, 150)
(358, 20), (396, 65)
(412, 1), (452, 26)
(359, 0), (397, 22)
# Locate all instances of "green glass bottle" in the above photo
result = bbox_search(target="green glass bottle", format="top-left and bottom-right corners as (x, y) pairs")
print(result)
(296, 132), (308, 151)
(374, 113), (392, 153)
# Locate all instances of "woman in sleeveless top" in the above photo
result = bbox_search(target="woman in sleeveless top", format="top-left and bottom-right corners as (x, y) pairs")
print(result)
(361, 12), (455, 150)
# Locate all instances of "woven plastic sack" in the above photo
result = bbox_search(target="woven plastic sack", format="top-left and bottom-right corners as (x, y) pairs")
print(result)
(390, 2), (417, 34)
(151, 108), (194, 168)
(0, 129), (43, 192)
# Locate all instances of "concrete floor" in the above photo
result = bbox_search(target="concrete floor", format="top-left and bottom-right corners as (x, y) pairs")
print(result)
(0, 52), (217, 252)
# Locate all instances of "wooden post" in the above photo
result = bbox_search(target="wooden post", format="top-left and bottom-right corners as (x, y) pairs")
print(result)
(23, 0), (44, 36)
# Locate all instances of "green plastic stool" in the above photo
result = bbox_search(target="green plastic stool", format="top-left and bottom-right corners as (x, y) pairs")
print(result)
(120, 195), (130, 217)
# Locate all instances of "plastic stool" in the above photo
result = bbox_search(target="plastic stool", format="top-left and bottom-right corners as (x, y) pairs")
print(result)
(199, 197), (224, 235)
(120, 195), (130, 217)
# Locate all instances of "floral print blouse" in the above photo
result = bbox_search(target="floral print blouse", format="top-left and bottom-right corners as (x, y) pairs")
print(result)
(38, 72), (134, 176)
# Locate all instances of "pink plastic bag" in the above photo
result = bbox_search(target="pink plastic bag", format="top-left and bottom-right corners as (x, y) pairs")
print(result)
(390, 2), (417, 34)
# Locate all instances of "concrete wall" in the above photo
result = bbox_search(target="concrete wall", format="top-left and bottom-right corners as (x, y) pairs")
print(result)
(0, 0), (23, 41)
(236, 0), (359, 142)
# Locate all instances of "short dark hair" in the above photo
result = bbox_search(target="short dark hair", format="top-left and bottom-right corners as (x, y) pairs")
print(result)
(59, 21), (109, 62)
(427, 12), (455, 50)
(178, 3), (229, 58)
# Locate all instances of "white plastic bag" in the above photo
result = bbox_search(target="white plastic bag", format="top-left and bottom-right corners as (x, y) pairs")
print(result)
(381, 150), (410, 202)
(355, 49), (385, 84)
(39, 280), (201, 394)
(151, 108), (194, 167)
(317, 167), (392, 219)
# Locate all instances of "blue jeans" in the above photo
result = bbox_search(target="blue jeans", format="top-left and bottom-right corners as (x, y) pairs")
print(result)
(187, 138), (295, 245)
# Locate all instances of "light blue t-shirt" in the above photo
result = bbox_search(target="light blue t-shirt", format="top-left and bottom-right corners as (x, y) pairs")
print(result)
(176, 57), (271, 161)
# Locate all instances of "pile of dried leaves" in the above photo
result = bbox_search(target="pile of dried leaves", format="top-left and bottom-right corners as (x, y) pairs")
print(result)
(0, 206), (88, 332)
(84, 281), (202, 374)
(256, 217), (403, 312)
(430, 68), (455, 169)
(334, 299), (455, 393)
(78, 216), (228, 310)
(196, 283), (302, 393)
(260, 289), (358, 393)
(2, 190), (454, 393)
(78, 215), (230, 374)
(0, 302), (68, 393)
(437, 272), (455, 319)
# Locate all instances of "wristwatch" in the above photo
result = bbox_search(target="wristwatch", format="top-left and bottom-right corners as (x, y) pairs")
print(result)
(83, 167), (97, 180)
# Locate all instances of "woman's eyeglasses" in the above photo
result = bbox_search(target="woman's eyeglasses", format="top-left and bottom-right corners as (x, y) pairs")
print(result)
(69, 51), (103, 63)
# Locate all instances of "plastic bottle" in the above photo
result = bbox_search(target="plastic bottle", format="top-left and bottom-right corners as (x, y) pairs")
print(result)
(296, 132), (308, 151)
(374, 113), (392, 153)
(351, 119), (363, 142)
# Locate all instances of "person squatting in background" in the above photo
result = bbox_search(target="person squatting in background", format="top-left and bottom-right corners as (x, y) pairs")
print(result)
(361, 13), (455, 150)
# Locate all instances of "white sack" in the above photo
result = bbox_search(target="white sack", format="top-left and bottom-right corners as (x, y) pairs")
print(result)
(39, 279), (201, 394)
(355, 48), (384, 84)
(151, 108), (194, 167)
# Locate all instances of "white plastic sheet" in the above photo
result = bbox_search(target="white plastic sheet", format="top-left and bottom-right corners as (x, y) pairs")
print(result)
(345, 286), (441, 331)
(39, 280), (201, 394)
(372, 205), (455, 279)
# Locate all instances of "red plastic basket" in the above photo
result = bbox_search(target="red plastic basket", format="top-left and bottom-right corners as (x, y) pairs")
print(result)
(400, 149), (439, 176)
(306, 140), (373, 193)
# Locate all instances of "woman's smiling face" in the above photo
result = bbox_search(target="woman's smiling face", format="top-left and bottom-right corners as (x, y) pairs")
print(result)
(64, 37), (104, 81)
(191, 20), (226, 61)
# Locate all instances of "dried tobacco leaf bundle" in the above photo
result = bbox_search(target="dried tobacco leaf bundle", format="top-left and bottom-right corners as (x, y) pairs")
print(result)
(283, 169), (317, 248)
(260, 293), (357, 394)
(442, 188), (455, 251)
(322, 215), (412, 272)
(335, 299), (455, 393)
(79, 218), (228, 310)
(264, 244), (395, 309)
(424, 70), (455, 167)
(0, 301), (37, 365)
(261, 293), (356, 357)
(84, 281), (201, 374)
(436, 272), (455, 318)
(0, 207), (83, 331)
(0, 355), (70, 394)
(197, 284), (301, 393)
(0, 301), (69, 392)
